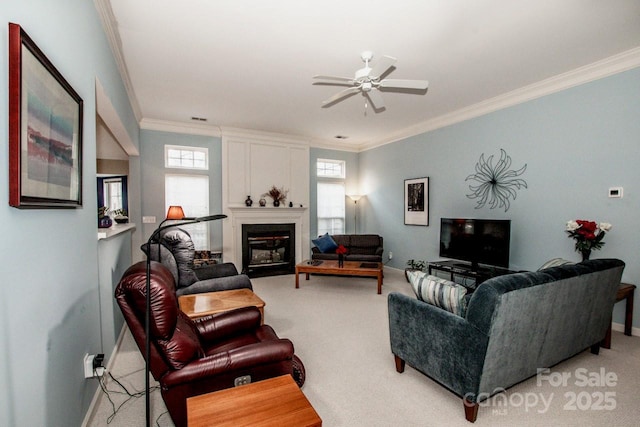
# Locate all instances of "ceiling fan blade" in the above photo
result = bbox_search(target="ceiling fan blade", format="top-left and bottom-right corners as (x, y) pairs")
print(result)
(379, 79), (429, 90)
(366, 88), (385, 109)
(321, 87), (361, 106)
(313, 75), (354, 83)
(313, 80), (354, 87)
(368, 55), (397, 79)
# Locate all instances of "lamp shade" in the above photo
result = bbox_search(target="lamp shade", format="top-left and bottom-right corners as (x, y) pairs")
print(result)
(165, 205), (186, 220)
(348, 194), (362, 202)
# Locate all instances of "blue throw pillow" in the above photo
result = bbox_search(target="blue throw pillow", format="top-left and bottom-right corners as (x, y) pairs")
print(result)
(312, 233), (339, 253)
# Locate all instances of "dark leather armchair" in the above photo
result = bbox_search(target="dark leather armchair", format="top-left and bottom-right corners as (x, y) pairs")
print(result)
(115, 261), (305, 427)
(141, 227), (252, 296)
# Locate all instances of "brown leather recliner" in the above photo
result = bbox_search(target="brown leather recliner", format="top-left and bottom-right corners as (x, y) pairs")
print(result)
(115, 261), (305, 427)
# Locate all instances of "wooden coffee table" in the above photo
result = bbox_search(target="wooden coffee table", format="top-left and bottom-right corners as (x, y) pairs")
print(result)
(178, 288), (266, 323)
(187, 375), (322, 426)
(295, 259), (384, 294)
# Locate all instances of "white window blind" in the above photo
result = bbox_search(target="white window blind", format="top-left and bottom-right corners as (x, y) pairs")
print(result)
(165, 174), (210, 249)
(317, 181), (345, 236)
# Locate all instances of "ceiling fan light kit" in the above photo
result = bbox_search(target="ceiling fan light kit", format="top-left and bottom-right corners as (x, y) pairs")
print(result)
(313, 51), (429, 112)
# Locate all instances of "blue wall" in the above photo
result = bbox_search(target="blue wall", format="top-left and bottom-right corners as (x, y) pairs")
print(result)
(139, 130), (224, 250)
(0, 1), (139, 425)
(359, 68), (640, 327)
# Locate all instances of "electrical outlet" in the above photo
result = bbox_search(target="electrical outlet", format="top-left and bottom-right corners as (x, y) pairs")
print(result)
(234, 375), (251, 387)
(389, 251), (393, 260)
(84, 354), (95, 378)
(84, 353), (105, 378)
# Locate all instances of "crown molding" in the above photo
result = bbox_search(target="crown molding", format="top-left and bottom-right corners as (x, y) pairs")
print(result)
(308, 138), (361, 153)
(219, 127), (310, 146)
(140, 118), (222, 137)
(359, 47), (640, 151)
(94, 0), (142, 122)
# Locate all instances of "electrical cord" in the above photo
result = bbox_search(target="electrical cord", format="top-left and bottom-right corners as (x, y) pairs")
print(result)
(95, 368), (161, 424)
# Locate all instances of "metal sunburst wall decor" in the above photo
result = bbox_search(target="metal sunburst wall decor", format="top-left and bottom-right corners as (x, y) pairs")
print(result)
(465, 149), (527, 212)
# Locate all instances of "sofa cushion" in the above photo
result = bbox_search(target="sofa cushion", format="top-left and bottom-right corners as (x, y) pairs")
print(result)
(312, 233), (339, 253)
(159, 229), (200, 288)
(349, 234), (381, 248)
(408, 271), (468, 317)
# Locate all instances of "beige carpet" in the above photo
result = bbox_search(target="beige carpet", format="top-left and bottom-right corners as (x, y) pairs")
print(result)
(87, 268), (640, 426)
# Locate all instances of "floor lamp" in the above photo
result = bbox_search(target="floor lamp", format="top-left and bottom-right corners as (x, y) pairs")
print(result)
(348, 195), (362, 234)
(144, 206), (227, 426)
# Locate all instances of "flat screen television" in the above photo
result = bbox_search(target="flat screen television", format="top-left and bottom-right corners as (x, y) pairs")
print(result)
(439, 218), (511, 269)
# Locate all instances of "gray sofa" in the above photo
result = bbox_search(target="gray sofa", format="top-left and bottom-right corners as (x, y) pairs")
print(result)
(388, 258), (625, 422)
(141, 227), (252, 296)
(311, 234), (384, 262)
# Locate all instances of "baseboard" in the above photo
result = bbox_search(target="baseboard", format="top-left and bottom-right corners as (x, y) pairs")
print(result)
(611, 321), (639, 337)
(80, 324), (128, 427)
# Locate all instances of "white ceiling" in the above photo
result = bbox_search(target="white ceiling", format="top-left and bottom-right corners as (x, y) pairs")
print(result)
(104, 0), (640, 150)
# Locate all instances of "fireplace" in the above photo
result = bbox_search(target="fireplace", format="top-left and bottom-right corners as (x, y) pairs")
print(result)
(242, 223), (296, 277)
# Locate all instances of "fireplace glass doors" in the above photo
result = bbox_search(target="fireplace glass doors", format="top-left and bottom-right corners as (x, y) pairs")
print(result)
(242, 223), (295, 277)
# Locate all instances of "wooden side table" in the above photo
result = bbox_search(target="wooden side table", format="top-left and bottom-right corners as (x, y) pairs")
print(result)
(602, 282), (636, 349)
(187, 375), (322, 426)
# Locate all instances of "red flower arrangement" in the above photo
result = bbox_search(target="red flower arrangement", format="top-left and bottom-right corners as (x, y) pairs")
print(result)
(566, 219), (612, 260)
(336, 244), (348, 255)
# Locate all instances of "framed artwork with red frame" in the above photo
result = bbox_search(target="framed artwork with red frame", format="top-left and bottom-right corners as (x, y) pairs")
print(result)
(8, 23), (83, 208)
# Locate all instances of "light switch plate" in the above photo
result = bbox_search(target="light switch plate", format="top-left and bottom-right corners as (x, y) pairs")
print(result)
(142, 216), (156, 223)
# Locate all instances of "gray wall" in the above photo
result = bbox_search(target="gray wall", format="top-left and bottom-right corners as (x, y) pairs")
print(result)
(139, 130), (224, 250)
(359, 68), (640, 327)
(0, 1), (139, 426)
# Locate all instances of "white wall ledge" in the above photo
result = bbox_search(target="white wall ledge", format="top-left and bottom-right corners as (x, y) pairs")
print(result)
(97, 223), (136, 240)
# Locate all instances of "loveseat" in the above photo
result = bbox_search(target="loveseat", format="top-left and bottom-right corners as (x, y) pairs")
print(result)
(311, 233), (384, 262)
(388, 258), (625, 422)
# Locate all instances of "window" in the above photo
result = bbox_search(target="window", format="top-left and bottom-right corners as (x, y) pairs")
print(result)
(165, 174), (210, 249)
(103, 178), (123, 212)
(317, 159), (346, 236)
(165, 145), (208, 170)
(317, 159), (345, 178)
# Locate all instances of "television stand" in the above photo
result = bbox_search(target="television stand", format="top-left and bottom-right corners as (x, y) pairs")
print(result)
(428, 260), (518, 286)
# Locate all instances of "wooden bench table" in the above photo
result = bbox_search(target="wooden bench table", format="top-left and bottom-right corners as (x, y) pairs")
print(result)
(187, 375), (321, 426)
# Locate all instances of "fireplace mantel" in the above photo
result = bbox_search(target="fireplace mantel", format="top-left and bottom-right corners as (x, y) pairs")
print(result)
(223, 206), (310, 271)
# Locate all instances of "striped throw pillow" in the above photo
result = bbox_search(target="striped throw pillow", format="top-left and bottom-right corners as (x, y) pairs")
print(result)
(408, 271), (468, 317)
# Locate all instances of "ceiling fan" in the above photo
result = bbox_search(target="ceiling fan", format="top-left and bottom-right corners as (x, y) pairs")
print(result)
(312, 51), (429, 111)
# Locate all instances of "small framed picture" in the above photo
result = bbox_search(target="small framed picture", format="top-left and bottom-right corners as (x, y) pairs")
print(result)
(404, 177), (429, 226)
(8, 23), (83, 208)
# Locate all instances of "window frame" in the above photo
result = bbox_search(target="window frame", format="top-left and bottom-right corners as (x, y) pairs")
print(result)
(316, 159), (346, 236)
(164, 144), (209, 170)
(317, 158), (345, 179)
(102, 177), (123, 212)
